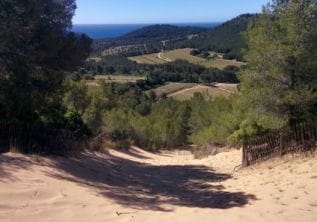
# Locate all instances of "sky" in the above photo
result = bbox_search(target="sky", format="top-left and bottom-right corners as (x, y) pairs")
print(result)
(73, 0), (270, 24)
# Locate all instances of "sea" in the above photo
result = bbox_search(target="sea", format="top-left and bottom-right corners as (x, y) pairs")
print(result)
(72, 23), (221, 40)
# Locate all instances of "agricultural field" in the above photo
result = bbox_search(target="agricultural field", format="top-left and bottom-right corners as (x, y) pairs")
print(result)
(169, 85), (231, 101)
(87, 75), (145, 86)
(215, 83), (239, 93)
(129, 48), (245, 69)
(129, 53), (165, 64)
(150, 82), (197, 97)
(163, 48), (205, 63)
(200, 59), (245, 70)
(150, 82), (238, 101)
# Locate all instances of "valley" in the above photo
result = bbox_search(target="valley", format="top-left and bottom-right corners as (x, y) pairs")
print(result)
(2, 1), (317, 221)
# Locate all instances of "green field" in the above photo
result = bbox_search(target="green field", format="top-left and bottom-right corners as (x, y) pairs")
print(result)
(129, 48), (245, 70)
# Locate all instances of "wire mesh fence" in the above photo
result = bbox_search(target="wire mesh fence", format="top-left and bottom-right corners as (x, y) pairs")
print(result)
(242, 120), (317, 167)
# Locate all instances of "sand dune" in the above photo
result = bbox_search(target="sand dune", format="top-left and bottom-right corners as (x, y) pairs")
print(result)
(0, 147), (317, 222)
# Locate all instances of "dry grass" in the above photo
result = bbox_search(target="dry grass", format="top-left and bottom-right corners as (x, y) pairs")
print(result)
(150, 82), (198, 96)
(87, 75), (145, 86)
(95, 75), (145, 82)
(150, 83), (238, 100)
(163, 48), (205, 63)
(200, 59), (245, 70)
(129, 53), (165, 64)
(169, 85), (233, 101)
(215, 83), (239, 93)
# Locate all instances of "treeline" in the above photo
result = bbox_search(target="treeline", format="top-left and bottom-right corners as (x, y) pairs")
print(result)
(143, 61), (239, 87)
(0, 0), (92, 153)
(65, 80), (243, 149)
(101, 42), (163, 57)
(79, 56), (240, 86)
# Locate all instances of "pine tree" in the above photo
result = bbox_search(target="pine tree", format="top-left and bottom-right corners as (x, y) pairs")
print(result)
(0, 0), (92, 123)
(239, 0), (317, 126)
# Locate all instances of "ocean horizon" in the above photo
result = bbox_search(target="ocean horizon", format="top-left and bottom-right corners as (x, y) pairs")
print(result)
(72, 23), (221, 39)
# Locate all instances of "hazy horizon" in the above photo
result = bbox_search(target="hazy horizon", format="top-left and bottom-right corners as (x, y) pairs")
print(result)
(71, 22), (220, 39)
(73, 21), (223, 25)
(73, 0), (269, 24)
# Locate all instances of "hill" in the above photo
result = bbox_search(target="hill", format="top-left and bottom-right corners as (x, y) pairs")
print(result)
(166, 14), (259, 60)
(92, 25), (207, 55)
(92, 14), (258, 59)
(120, 24), (206, 41)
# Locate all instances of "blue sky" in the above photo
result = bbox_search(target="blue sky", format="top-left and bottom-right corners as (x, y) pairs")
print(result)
(73, 0), (270, 24)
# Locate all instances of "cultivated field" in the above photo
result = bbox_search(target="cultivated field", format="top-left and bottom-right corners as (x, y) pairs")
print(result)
(169, 85), (233, 100)
(150, 82), (197, 96)
(129, 53), (165, 64)
(163, 48), (205, 63)
(200, 59), (245, 69)
(87, 75), (145, 86)
(129, 48), (245, 69)
(95, 75), (145, 82)
(216, 83), (239, 92)
(151, 82), (238, 100)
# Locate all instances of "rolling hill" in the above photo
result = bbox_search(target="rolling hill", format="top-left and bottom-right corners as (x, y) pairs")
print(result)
(92, 14), (258, 60)
(165, 14), (259, 60)
(92, 25), (207, 55)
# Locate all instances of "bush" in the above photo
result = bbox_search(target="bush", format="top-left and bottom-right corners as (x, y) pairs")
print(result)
(65, 111), (92, 138)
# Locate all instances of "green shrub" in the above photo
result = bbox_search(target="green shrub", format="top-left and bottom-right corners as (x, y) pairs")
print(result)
(65, 111), (92, 138)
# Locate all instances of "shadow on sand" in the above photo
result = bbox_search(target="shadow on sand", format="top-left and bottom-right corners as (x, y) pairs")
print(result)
(44, 151), (257, 211)
(0, 154), (39, 182)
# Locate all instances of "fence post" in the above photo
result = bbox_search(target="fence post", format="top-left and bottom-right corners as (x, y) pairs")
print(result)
(279, 132), (284, 157)
(242, 140), (249, 167)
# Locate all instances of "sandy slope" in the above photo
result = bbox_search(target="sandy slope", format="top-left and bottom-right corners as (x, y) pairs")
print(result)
(0, 148), (317, 222)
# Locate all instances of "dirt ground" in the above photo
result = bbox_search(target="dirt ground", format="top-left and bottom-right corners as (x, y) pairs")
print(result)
(1, 147), (317, 222)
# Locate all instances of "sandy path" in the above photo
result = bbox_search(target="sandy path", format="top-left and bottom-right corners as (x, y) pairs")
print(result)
(0, 148), (317, 222)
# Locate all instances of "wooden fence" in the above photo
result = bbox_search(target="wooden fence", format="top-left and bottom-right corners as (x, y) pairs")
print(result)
(242, 120), (317, 167)
(0, 122), (79, 155)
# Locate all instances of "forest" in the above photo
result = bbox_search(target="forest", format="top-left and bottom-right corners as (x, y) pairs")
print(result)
(92, 14), (258, 60)
(165, 14), (259, 61)
(79, 56), (240, 86)
(92, 24), (206, 55)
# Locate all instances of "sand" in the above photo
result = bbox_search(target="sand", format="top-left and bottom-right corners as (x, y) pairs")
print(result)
(1, 147), (317, 222)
